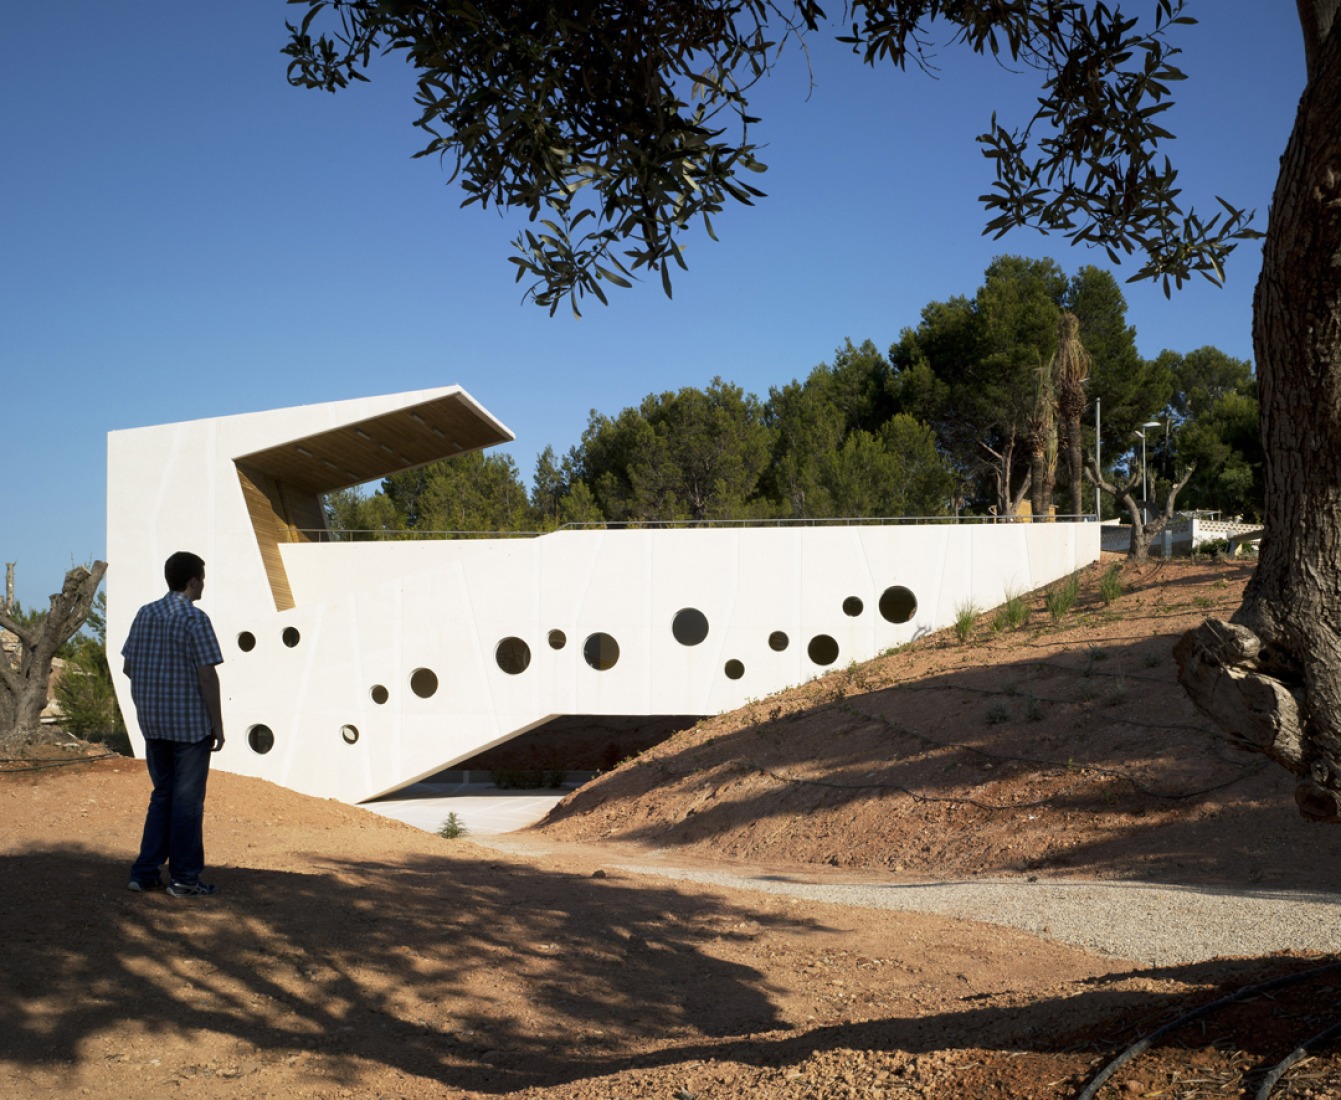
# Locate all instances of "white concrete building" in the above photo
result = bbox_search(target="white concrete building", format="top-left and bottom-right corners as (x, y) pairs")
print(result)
(107, 386), (1100, 803)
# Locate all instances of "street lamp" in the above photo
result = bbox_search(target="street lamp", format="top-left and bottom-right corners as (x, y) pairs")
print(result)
(1094, 398), (1101, 519)
(1133, 420), (1161, 501)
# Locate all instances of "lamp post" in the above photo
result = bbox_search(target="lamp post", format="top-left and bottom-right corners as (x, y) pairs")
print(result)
(1094, 398), (1101, 519)
(1134, 420), (1161, 501)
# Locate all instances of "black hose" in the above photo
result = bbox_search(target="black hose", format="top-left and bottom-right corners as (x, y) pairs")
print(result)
(1254, 1013), (1341, 1099)
(1078, 961), (1341, 1100)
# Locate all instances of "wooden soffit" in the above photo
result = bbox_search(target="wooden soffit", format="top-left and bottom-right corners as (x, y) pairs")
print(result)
(234, 390), (514, 494)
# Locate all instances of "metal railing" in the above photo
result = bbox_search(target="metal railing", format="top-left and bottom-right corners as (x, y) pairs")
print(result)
(294, 513), (1099, 543)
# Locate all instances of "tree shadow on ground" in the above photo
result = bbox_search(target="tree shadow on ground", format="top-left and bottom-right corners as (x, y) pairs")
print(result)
(2, 844), (1333, 1093)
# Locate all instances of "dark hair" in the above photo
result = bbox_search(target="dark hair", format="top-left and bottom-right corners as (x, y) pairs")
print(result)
(164, 551), (205, 592)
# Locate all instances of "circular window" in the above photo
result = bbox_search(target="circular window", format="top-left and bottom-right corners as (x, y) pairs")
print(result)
(584, 633), (620, 671)
(410, 668), (439, 698)
(808, 634), (840, 666)
(672, 608), (709, 646)
(725, 659), (744, 680)
(496, 637), (532, 675)
(237, 631), (256, 653)
(341, 724), (359, 745)
(842, 596), (864, 617)
(370, 684), (389, 705)
(879, 586), (918, 624)
(282, 627), (300, 648)
(248, 724), (274, 755)
(768, 631), (789, 652)
(548, 629), (567, 650)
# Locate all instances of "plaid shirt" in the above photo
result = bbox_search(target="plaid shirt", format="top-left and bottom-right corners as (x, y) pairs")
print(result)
(121, 591), (224, 743)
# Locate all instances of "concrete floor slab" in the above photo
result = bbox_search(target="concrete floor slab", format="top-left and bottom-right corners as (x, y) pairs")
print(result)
(362, 782), (567, 836)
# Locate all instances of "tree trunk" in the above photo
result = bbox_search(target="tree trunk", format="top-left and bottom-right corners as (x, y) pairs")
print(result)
(1176, 11), (1341, 819)
(1086, 459), (1194, 561)
(1056, 312), (1090, 518)
(0, 562), (107, 750)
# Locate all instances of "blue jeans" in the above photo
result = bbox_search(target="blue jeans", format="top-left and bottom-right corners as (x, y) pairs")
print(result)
(130, 736), (212, 886)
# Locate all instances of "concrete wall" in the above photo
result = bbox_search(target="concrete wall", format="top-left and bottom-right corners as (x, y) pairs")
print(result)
(108, 388), (1100, 803)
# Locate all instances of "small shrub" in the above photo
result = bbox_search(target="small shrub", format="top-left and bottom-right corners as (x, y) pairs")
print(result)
(1044, 572), (1081, 621)
(1002, 680), (1020, 696)
(1103, 679), (1128, 706)
(1142, 650), (1162, 669)
(1099, 563), (1123, 605)
(985, 702), (1011, 725)
(1081, 646), (1109, 678)
(1024, 694), (1044, 722)
(438, 812), (468, 839)
(992, 588), (1029, 632)
(954, 601), (979, 643)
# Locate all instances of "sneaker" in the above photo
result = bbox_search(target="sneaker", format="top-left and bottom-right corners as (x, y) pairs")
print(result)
(166, 880), (218, 897)
(127, 878), (165, 892)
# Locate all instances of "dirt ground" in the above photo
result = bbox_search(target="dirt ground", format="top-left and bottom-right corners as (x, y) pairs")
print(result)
(5, 557), (1341, 1099)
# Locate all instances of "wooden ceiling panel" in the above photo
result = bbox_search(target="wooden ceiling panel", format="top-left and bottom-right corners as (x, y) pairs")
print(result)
(234, 391), (513, 494)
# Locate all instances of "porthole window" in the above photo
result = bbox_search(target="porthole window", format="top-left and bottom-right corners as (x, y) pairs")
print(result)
(879, 585), (918, 624)
(672, 607), (709, 646)
(725, 659), (744, 680)
(584, 632), (620, 671)
(237, 631), (256, 653)
(370, 684), (389, 705)
(341, 724), (359, 745)
(496, 637), (531, 675)
(768, 631), (789, 652)
(548, 629), (567, 650)
(248, 724), (274, 754)
(410, 668), (439, 698)
(282, 627), (300, 648)
(808, 634), (840, 666)
(842, 596), (864, 617)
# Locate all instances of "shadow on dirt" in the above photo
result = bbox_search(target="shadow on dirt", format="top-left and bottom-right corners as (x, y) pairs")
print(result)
(1, 845), (1330, 1093)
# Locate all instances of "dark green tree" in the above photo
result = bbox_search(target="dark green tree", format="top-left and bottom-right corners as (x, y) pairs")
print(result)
(891, 256), (1068, 515)
(324, 485), (404, 539)
(763, 339), (895, 517)
(382, 452), (531, 533)
(1155, 347), (1262, 519)
(571, 379), (773, 522)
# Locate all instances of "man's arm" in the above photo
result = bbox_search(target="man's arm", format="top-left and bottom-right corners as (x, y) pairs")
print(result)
(197, 664), (225, 751)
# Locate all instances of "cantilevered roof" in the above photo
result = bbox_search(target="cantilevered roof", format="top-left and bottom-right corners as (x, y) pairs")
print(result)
(234, 388), (514, 494)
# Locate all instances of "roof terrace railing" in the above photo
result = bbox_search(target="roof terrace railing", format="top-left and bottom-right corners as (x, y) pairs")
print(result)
(294, 513), (1099, 543)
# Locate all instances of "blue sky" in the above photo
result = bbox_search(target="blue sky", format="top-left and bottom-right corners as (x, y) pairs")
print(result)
(1, 2), (1303, 610)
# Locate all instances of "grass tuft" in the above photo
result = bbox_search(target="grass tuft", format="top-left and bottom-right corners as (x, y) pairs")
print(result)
(1045, 572), (1081, 621)
(1099, 563), (1124, 605)
(954, 600), (979, 644)
(992, 587), (1029, 633)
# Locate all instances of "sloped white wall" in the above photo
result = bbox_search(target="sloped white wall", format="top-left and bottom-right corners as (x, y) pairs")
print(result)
(108, 390), (1099, 803)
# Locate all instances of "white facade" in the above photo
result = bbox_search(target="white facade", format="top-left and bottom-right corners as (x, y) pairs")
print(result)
(107, 387), (1100, 803)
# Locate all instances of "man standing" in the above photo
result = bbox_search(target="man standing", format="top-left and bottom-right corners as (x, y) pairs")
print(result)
(123, 551), (225, 897)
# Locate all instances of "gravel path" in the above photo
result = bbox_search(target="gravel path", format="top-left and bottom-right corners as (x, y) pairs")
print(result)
(387, 788), (1341, 969)
(472, 832), (1341, 967)
(603, 862), (1341, 966)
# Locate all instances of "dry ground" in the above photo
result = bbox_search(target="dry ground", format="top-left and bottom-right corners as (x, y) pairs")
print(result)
(5, 557), (1341, 1099)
